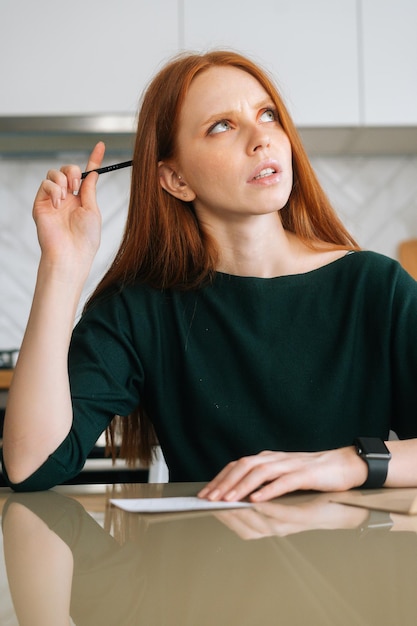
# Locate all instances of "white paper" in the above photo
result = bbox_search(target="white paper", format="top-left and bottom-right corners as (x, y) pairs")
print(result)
(110, 496), (252, 513)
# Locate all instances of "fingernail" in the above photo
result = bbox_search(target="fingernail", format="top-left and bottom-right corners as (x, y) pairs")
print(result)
(61, 187), (67, 200)
(208, 489), (220, 501)
(225, 490), (237, 501)
(72, 179), (80, 195)
(198, 487), (209, 498)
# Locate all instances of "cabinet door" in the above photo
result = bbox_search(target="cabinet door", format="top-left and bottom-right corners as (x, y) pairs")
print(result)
(0, 0), (179, 115)
(361, 0), (417, 125)
(183, 0), (360, 126)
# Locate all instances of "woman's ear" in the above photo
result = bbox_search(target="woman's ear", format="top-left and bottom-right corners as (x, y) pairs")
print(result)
(158, 162), (196, 202)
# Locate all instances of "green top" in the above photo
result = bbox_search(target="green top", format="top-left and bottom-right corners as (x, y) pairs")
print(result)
(3, 251), (417, 491)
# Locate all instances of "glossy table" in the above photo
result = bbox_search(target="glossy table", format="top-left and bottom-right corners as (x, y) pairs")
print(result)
(1, 482), (417, 625)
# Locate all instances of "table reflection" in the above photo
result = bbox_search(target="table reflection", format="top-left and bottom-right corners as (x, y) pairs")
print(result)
(2, 486), (417, 626)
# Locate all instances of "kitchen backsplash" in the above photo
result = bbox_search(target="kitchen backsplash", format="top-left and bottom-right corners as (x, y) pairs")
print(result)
(1, 152), (417, 350)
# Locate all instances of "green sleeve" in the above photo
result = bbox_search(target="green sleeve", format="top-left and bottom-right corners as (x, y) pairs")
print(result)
(2, 291), (144, 491)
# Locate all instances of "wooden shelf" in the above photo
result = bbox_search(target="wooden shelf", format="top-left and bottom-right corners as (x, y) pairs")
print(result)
(0, 369), (13, 390)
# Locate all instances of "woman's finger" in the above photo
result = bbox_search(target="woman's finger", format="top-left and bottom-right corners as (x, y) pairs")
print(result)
(34, 179), (67, 211)
(83, 141), (106, 179)
(77, 142), (106, 202)
(58, 142), (105, 195)
(223, 458), (298, 502)
(199, 453), (281, 501)
(59, 165), (82, 195)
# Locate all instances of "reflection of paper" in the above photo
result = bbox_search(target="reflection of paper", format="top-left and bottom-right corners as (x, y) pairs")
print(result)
(331, 489), (417, 515)
(110, 496), (252, 513)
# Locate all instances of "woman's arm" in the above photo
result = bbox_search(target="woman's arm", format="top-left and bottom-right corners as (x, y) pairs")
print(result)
(2, 143), (105, 484)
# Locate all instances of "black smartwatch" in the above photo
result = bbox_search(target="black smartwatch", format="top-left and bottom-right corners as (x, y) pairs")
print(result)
(354, 437), (391, 489)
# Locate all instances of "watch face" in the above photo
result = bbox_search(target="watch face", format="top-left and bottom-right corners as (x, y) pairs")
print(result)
(357, 437), (391, 459)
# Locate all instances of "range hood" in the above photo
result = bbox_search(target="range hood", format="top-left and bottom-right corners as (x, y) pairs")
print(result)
(0, 115), (136, 157)
(0, 115), (416, 157)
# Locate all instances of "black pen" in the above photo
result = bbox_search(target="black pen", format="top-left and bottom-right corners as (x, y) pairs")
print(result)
(81, 160), (133, 180)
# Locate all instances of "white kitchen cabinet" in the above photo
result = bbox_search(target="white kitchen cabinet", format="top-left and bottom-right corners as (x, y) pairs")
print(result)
(0, 0), (179, 115)
(361, 0), (417, 125)
(2, 0), (415, 129)
(183, 0), (360, 126)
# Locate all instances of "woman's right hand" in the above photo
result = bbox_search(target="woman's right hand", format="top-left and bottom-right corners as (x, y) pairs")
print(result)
(33, 141), (105, 276)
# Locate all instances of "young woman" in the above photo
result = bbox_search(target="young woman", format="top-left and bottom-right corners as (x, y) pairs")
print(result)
(3, 51), (417, 499)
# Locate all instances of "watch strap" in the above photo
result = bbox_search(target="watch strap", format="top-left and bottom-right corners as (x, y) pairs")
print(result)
(358, 510), (393, 537)
(354, 437), (391, 489)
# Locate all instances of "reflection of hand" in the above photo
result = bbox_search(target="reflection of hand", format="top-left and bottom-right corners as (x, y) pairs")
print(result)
(214, 494), (369, 539)
(198, 447), (368, 503)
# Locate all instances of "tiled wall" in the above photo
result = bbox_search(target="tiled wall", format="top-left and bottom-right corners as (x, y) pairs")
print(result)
(1, 152), (417, 350)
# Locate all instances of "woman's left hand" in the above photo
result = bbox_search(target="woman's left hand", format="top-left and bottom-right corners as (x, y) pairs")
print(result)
(198, 447), (368, 503)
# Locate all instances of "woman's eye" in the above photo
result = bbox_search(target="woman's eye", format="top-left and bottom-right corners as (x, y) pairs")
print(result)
(208, 120), (232, 135)
(260, 109), (277, 122)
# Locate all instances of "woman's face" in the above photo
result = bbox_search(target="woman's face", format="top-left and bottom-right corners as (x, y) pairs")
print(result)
(161, 65), (293, 226)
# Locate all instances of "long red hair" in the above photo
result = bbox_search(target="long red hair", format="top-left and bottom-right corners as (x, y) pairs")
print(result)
(86, 50), (359, 465)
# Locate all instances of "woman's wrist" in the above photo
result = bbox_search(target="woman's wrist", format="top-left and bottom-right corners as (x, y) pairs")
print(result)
(344, 445), (369, 489)
(38, 253), (93, 287)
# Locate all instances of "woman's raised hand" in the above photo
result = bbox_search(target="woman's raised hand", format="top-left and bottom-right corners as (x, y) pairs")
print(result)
(2, 142), (107, 485)
(33, 142), (105, 277)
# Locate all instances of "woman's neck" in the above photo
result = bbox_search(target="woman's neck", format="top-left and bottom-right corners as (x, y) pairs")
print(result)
(204, 213), (297, 278)
(202, 212), (347, 278)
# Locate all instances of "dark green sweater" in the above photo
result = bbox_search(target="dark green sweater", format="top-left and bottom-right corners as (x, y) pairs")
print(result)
(3, 251), (417, 491)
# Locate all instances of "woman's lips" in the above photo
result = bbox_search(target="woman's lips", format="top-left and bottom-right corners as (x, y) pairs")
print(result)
(247, 161), (282, 185)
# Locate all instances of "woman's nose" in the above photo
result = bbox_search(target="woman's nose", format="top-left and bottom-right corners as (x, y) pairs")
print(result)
(246, 125), (271, 154)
